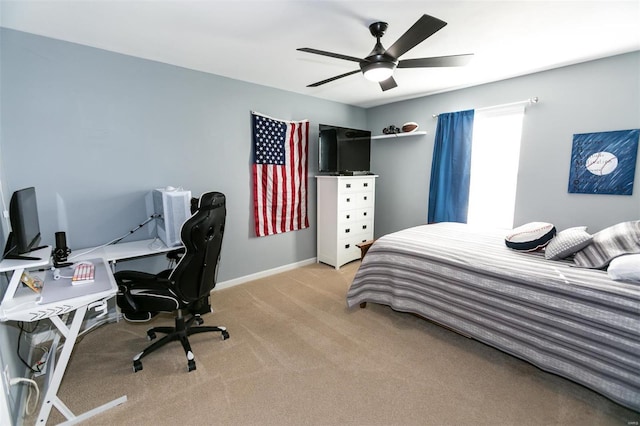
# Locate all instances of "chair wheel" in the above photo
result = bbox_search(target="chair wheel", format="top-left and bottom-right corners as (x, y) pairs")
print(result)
(221, 330), (230, 340)
(147, 330), (156, 340)
(133, 360), (143, 372)
(195, 316), (204, 325)
(188, 360), (196, 372)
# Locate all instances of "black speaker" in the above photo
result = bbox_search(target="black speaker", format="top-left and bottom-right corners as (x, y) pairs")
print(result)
(53, 231), (71, 266)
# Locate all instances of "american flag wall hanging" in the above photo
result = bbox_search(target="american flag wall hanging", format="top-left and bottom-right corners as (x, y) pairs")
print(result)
(251, 111), (309, 237)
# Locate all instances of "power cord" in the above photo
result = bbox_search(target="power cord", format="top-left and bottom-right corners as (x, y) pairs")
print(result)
(17, 321), (42, 374)
(68, 214), (160, 260)
(9, 377), (40, 415)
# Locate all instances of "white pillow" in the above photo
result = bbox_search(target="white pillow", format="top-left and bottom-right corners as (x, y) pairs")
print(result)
(505, 222), (556, 252)
(608, 254), (640, 283)
(545, 226), (593, 260)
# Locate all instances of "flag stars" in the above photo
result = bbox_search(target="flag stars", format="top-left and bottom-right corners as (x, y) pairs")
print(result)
(254, 115), (286, 165)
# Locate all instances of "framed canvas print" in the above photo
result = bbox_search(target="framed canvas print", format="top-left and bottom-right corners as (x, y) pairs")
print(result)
(568, 129), (640, 195)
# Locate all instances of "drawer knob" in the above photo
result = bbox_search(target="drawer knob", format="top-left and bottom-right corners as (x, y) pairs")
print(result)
(363, 212), (367, 216)
(364, 196), (367, 200)
(346, 214), (350, 219)
(362, 225), (367, 229)
(345, 244), (350, 249)
(364, 183), (368, 187)
(345, 228), (351, 233)
(346, 198), (351, 202)
(346, 183), (351, 188)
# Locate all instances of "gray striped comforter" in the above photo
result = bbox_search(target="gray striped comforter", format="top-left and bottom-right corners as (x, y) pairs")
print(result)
(346, 222), (640, 411)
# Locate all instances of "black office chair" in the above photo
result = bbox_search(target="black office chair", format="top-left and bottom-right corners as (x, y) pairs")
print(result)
(115, 191), (229, 372)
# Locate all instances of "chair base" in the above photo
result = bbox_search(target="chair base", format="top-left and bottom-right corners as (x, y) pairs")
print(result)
(132, 311), (229, 373)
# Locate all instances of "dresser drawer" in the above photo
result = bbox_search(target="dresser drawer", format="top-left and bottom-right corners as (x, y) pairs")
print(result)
(337, 178), (374, 194)
(338, 207), (373, 224)
(338, 192), (374, 210)
(336, 237), (368, 264)
(337, 219), (373, 239)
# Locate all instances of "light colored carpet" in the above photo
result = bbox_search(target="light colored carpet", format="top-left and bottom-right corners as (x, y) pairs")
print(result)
(29, 261), (638, 425)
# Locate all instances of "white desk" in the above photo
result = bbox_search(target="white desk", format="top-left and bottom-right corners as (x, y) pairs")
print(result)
(0, 239), (178, 423)
(72, 238), (181, 269)
(0, 249), (127, 425)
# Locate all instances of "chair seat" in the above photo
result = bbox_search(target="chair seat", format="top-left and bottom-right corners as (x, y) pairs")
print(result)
(116, 270), (182, 318)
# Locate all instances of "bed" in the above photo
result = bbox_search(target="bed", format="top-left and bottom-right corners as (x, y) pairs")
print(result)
(346, 222), (640, 411)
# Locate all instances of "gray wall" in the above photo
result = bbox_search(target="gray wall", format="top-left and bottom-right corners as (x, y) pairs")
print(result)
(0, 28), (366, 280)
(368, 52), (640, 237)
(0, 28), (366, 424)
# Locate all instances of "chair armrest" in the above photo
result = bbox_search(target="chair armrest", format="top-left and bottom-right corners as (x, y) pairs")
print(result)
(114, 270), (157, 283)
(114, 269), (173, 289)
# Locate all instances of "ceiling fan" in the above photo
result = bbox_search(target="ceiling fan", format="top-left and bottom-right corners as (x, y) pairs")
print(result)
(297, 14), (473, 91)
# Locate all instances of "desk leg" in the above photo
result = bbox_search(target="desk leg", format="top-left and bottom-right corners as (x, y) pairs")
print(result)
(36, 305), (127, 424)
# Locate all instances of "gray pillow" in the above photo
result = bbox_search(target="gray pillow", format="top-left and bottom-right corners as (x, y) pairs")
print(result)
(545, 226), (593, 260)
(574, 221), (640, 269)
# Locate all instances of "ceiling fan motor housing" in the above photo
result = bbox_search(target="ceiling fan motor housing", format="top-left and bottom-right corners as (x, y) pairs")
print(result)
(360, 55), (398, 75)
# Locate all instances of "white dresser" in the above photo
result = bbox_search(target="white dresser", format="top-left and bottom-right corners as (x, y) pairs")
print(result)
(316, 175), (377, 269)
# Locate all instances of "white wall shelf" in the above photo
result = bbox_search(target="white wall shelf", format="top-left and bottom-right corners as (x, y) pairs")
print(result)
(371, 131), (427, 140)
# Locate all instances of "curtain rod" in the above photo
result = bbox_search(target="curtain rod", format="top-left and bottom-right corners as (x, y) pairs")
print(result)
(432, 97), (539, 118)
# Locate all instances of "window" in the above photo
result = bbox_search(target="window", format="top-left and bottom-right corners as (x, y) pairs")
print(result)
(466, 105), (525, 229)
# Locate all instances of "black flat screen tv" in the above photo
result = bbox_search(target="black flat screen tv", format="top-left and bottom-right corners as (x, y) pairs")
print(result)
(318, 124), (371, 174)
(2, 187), (44, 260)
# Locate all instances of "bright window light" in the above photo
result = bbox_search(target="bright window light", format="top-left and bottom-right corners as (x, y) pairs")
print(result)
(467, 106), (525, 229)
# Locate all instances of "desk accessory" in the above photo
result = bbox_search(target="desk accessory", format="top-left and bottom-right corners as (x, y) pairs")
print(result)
(72, 262), (95, 285)
(53, 231), (72, 267)
(20, 271), (43, 293)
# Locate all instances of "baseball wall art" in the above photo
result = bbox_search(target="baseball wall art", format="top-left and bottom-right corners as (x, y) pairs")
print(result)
(568, 129), (640, 195)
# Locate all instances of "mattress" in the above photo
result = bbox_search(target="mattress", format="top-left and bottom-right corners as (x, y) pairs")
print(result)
(346, 222), (640, 411)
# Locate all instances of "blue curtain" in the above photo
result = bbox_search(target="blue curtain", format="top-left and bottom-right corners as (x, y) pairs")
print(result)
(427, 109), (475, 223)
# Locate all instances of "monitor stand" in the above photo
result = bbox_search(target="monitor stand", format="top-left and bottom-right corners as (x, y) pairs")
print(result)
(2, 240), (46, 261)
(3, 253), (42, 261)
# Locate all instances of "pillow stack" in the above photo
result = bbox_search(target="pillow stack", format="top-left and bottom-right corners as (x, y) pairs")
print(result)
(504, 221), (640, 283)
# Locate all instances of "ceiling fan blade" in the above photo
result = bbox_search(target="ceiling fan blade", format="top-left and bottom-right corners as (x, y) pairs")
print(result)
(379, 76), (398, 91)
(297, 48), (364, 63)
(398, 54), (474, 68)
(306, 70), (361, 87)
(385, 14), (447, 59)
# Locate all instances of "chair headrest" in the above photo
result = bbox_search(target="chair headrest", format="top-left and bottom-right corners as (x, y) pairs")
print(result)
(197, 192), (225, 211)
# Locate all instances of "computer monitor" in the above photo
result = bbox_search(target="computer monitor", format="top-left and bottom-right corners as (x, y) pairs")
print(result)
(3, 187), (45, 260)
(145, 188), (192, 247)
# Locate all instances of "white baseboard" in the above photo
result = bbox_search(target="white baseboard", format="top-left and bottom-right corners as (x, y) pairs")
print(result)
(214, 257), (317, 291)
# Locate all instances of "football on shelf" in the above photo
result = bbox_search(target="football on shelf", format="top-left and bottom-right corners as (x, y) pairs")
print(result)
(402, 122), (419, 133)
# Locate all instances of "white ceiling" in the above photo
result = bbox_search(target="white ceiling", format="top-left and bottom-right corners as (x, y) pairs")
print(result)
(1, 1), (639, 108)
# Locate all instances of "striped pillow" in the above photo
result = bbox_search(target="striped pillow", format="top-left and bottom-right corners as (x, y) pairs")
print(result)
(574, 221), (640, 269)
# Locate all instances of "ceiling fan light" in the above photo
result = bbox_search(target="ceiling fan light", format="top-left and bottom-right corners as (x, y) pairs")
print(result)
(362, 63), (394, 82)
